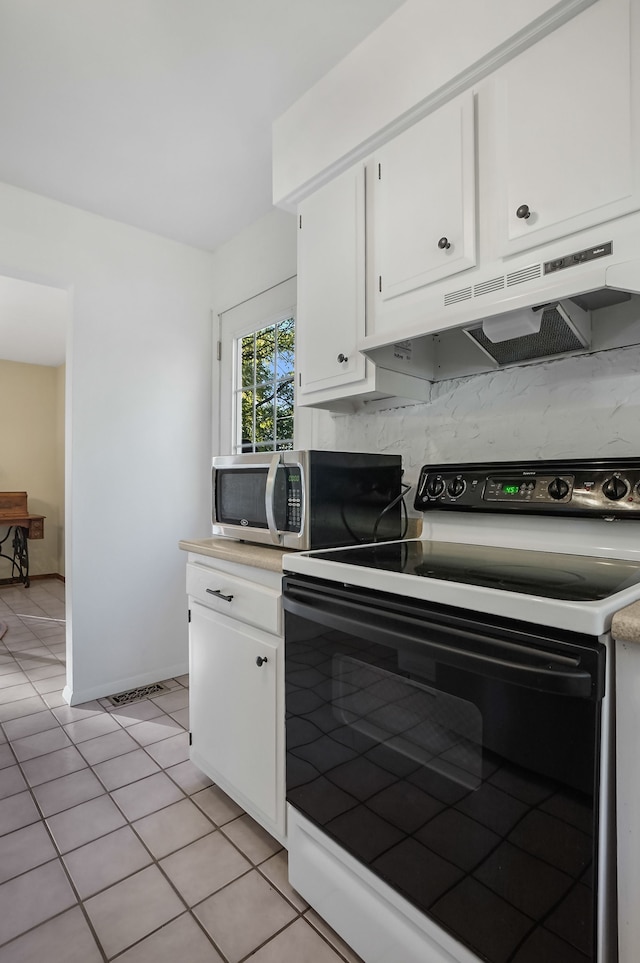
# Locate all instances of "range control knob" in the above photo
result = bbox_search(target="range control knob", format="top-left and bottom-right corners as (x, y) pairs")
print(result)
(425, 476), (445, 498)
(447, 477), (466, 498)
(603, 475), (628, 501)
(548, 477), (570, 500)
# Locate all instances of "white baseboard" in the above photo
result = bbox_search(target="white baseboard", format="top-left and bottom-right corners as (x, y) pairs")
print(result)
(62, 660), (188, 706)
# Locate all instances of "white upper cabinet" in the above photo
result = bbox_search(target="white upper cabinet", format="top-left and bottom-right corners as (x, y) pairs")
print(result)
(495, 0), (639, 256)
(296, 163), (430, 409)
(373, 90), (477, 303)
(296, 164), (367, 399)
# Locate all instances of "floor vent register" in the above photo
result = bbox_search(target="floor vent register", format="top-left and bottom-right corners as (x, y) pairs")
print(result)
(107, 681), (169, 706)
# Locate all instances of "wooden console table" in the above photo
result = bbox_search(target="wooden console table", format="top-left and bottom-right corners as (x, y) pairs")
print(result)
(0, 492), (45, 588)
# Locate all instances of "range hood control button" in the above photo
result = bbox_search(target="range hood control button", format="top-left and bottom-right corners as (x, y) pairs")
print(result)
(603, 476), (628, 500)
(548, 477), (570, 500)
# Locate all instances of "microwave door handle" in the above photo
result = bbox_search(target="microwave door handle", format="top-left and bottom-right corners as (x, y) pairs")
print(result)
(265, 453), (282, 545)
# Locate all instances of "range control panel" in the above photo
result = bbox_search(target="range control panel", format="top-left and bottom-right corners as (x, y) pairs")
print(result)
(414, 458), (640, 517)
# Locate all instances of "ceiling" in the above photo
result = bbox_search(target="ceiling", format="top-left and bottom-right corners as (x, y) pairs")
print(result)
(0, 0), (405, 367)
(0, 0), (405, 252)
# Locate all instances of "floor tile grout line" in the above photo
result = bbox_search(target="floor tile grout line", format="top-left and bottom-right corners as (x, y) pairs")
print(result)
(0, 608), (229, 960)
(0, 692), (195, 958)
(0, 690), (110, 961)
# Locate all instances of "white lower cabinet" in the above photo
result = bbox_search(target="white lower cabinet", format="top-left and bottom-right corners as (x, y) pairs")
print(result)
(186, 556), (285, 843)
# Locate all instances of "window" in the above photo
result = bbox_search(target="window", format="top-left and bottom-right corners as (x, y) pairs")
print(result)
(217, 276), (300, 457)
(236, 315), (295, 453)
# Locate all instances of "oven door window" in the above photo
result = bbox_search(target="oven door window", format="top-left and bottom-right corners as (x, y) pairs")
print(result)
(333, 654), (483, 792)
(285, 588), (602, 963)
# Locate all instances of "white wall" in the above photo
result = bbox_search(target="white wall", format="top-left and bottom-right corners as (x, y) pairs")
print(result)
(210, 207), (297, 318)
(0, 182), (213, 704)
(210, 207), (297, 456)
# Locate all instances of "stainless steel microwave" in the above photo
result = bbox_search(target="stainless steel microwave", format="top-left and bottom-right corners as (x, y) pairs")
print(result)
(211, 450), (402, 550)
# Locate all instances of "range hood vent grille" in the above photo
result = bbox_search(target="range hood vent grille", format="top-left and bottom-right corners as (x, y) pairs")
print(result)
(465, 302), (590, 366)
(444, 286), (472, 306)
(473, 276), (505, 297)
(507, 263), (542, 286)
(444, 264), (543, 307)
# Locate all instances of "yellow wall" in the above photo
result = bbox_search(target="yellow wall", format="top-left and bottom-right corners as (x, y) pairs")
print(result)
(0, 359), (65, 577)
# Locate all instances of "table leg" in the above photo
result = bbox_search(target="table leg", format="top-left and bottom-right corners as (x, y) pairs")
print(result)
(0, 525), (30, 587)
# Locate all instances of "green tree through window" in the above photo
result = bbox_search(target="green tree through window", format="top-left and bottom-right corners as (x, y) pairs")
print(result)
(237, 316), (295, 452)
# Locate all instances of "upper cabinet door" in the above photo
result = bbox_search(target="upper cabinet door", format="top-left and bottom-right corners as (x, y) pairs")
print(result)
(296, 164), (366, 397)
(373, 90), (477, 303)
(496, 0), (638, 256)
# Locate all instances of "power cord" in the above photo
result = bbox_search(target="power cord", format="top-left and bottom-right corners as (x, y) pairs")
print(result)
(372, 482), (412, 542)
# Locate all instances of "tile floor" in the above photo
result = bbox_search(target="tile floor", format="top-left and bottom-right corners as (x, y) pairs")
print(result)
(0, 579), (363, 963)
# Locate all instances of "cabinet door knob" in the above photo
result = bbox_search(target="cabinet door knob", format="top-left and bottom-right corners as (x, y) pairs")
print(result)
(437, 236), (451, 250)
(337, 353), (348, 363)
(516, 204), (531, 220)
(256, 656), (268, 667)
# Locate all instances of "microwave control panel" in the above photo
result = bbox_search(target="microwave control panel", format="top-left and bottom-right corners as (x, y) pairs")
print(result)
(414, 458), (640, 518)
(283, 467), (303, 532)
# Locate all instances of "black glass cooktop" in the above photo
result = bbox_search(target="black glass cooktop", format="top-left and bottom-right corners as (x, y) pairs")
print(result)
(311, 539), (640, 601)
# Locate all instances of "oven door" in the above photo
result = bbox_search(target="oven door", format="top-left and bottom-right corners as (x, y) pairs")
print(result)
(284, 575), (606, 963)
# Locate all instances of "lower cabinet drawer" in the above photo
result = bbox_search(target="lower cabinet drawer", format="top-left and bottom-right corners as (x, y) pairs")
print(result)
(186, 562), (281, 635)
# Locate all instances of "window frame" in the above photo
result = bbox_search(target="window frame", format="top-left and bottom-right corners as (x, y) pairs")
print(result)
(217, 277), (303, 456)
(235, 311), (296, 454)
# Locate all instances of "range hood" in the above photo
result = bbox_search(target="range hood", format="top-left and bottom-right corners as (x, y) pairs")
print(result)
(360, 232), (640, 391)
(464, 300), (592, 366)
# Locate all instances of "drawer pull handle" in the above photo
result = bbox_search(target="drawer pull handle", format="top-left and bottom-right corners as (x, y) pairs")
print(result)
(256, 656), (268, 667)
(206, 588), (234, 602)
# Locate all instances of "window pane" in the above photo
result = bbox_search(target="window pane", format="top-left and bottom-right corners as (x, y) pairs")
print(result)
(277, 317), (295, 376)
(241, 334), (255, 387)
(254, 385), (274, 443)
(234, 316), (295, 455)
(276, 380), (294, 421)
(277, 417), (293, 444)
(255, 326), (275, 385)
(241, 390), (254, 447)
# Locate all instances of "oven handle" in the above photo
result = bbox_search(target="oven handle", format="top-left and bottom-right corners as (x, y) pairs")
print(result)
(284, 585), (597, 699)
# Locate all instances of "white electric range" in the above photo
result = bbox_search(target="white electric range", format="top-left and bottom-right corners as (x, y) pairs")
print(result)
(282, 458), (640, 963)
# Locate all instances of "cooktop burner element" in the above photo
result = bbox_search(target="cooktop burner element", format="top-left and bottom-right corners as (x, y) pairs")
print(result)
(310, 539), (640, 601)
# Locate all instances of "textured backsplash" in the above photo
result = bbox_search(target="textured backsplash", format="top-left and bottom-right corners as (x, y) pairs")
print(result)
(311, 344), (640, 490)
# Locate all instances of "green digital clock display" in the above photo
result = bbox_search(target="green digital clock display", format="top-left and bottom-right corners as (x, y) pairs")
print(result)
(502, 484), (520, 495)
